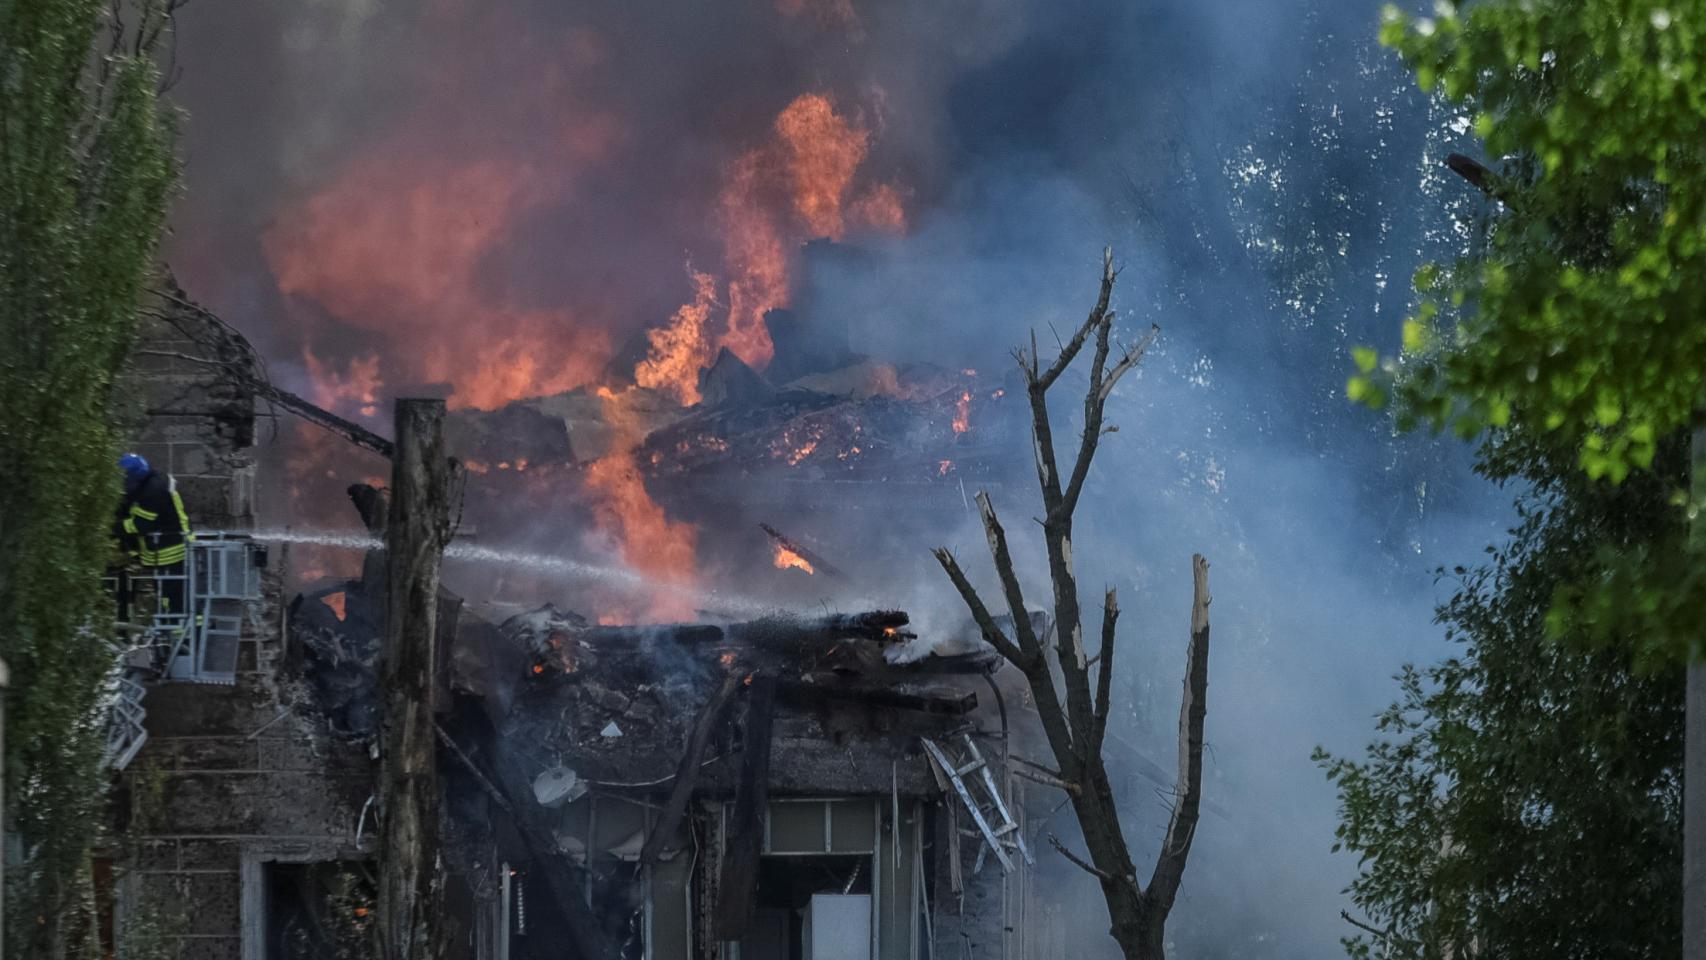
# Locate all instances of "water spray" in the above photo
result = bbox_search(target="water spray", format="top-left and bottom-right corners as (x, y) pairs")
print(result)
(248, 529), (777, 616)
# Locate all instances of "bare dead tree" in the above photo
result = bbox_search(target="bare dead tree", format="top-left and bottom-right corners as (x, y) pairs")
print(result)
(933, 248), (1210, 960)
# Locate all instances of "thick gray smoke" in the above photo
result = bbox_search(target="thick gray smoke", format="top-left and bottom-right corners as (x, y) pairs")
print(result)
(164, 0), (1510, 956)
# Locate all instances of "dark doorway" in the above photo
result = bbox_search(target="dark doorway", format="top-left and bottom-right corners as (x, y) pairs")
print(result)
(740, 855), (871, 960)
(264, 861), (376, 960)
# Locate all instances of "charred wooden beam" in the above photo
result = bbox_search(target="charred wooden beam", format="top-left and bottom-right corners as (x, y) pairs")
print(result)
(728, 610), (912, 647)
(864, 651), (1003, 678)
(759, 522), (845, 578)
(535, 611), (912, 658)
(642, 672), (744, 864)
(714, 673), (778, 941)
(777, 680), (977, 716)
(252, 377), (396, 458)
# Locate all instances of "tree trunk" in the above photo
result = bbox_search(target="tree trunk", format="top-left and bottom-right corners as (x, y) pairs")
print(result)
(1069, 556), (1210, 960)
(378, 399), (451, 960)
(933, 252), (1203, 960)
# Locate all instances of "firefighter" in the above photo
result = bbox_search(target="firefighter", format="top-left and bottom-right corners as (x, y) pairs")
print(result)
(113, 453), (193, 619)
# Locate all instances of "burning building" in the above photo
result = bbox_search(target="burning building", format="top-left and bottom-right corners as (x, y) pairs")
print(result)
(102, 279), (1075, 960)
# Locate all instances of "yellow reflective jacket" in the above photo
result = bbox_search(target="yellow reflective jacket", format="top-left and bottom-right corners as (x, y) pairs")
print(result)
(114, 471), (192, 565)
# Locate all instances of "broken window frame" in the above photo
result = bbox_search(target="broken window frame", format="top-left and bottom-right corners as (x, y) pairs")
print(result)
(546, 793), (690, 960)
(718, 797), (931, 960)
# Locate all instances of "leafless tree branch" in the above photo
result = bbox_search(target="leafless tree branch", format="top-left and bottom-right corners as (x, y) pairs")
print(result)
(930, 548), (1028, 666)
(1339, 910), (1417, 950)
(1092, 588), (1118, 755)
(1049, 834), (1114, 881)
(1099, 325), (1161, 403)
(1028, 247), (1115, 392)
(973, 491), (1043, 657)
(1013, 767), (1081, 795)
(1148, 555), (1211, 911)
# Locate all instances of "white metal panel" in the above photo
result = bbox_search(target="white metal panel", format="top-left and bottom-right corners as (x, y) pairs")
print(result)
(803, 894), (871, 960)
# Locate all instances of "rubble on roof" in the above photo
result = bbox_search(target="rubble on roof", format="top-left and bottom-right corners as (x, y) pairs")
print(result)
(445, 401), (575, 470)
(696, 347), (777, 410)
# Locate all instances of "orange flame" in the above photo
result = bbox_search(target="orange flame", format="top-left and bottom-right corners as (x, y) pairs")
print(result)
(642, 93), (905, 403)
(583, 388), (698, 621)
(324, 591), (347, 622)
(265, 135), (615, 411)
(636, 269), (720, 405)
(776, 93), (869, 239)
(773, 545), (816, 575)
(716, 149), (790, 371)
(304, 350), (383, 419)
(937, 459), (953, 476)
(952, 390), (972, 434)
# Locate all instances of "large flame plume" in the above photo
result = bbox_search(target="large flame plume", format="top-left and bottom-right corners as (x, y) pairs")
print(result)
(264, 113), (618, 412)
(253, 8), (909, 623)
(583, 388), (699, 621)
(578, 92), (907, 615)
(637, 92), (905, 405)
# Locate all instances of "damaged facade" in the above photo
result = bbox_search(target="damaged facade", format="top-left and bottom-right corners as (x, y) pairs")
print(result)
(107, 290), (1078, 960)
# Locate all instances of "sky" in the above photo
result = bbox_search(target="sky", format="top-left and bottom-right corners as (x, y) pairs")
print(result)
(159, 0), (1515, 954)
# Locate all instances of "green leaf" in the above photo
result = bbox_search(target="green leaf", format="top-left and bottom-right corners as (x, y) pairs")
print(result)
(1402, 319), (1430, 354)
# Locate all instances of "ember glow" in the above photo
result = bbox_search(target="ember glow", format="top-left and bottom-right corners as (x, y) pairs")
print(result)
(785, 438), (820, 465)
(324, 591), (347, 621)
(772, 545), (816, 575)
(952, 390), (973, 434)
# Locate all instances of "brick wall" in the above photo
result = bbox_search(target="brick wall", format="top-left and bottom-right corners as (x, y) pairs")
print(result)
(115, 294), (375, 960)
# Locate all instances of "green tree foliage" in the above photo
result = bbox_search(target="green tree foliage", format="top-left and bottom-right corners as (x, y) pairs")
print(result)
(0, 0), (177, 953)
(1346, 0), (1706, 658)
(1316, 438), (1686, 958)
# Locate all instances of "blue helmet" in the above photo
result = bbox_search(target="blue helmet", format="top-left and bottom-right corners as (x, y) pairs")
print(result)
(119, 453), (151, 483)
